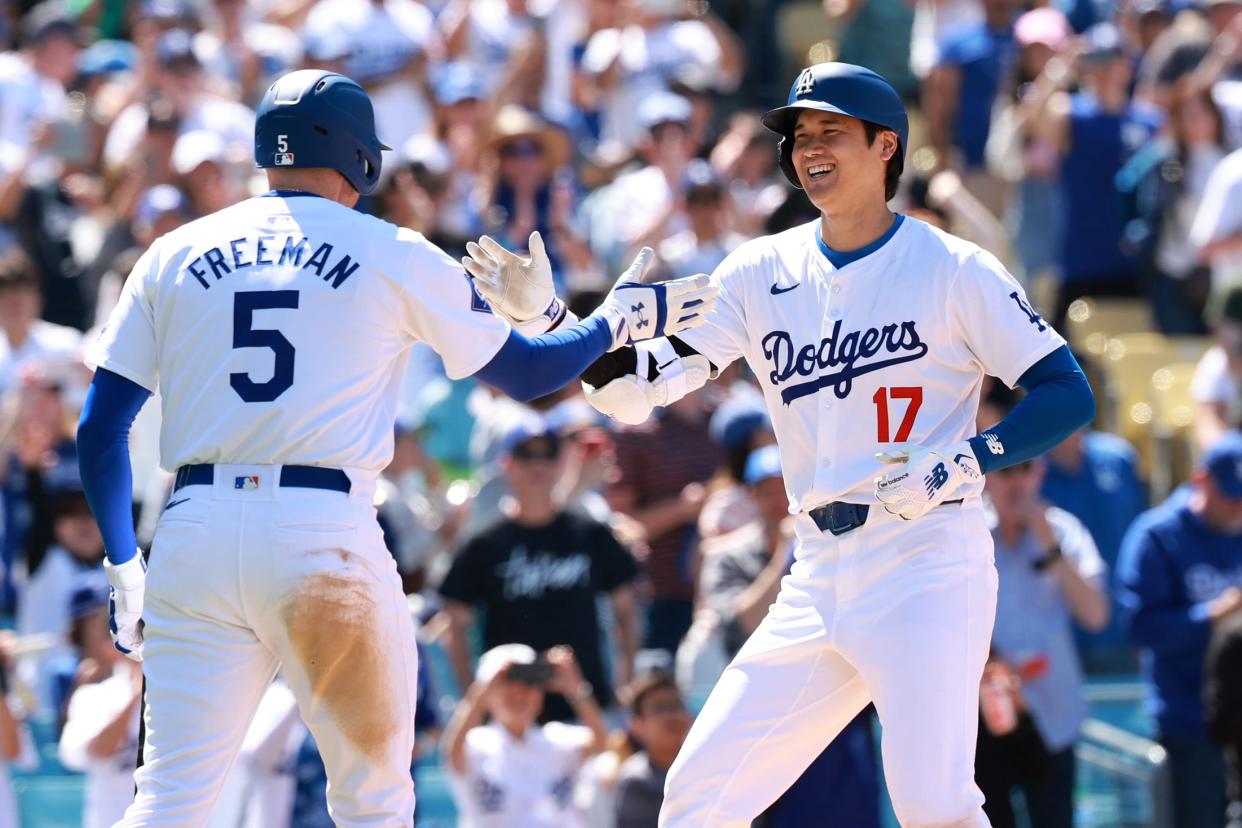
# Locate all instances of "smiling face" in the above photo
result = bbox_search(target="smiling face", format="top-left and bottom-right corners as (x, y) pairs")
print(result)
(790, 110), (896, 214)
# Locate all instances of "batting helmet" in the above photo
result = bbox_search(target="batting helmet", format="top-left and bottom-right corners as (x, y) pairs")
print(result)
(254, 70), (390, 196)
(761, 63), (908, 191)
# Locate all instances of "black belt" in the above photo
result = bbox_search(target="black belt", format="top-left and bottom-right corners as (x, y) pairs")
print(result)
(172, 464), (351, 494)
(808, 499), (963, 536)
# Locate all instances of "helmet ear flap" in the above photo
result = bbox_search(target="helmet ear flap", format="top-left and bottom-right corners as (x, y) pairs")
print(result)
(777, 134), (802, 190)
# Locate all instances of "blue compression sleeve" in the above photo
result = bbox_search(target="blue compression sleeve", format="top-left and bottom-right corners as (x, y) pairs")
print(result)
(473, 315), (613, 402)
(77, 369), (152, 565)
(967, 345), (1096, 474)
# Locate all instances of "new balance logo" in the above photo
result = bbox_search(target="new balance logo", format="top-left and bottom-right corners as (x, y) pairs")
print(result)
(1009, 291), (1046, 332)
(925, 463), (949, 498)
(983, 433), (1004, 455)
(632, 303), (649, 329)
(794, 69), (815, 98)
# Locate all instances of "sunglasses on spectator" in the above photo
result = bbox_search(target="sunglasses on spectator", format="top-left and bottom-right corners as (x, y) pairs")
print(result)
(511, 441), (561, 463)
(501, 139), (543, 159)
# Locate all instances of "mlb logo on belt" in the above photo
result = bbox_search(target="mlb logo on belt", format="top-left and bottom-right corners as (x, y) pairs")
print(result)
(274, 152), (295, 165)
(234, 475), (260, 490)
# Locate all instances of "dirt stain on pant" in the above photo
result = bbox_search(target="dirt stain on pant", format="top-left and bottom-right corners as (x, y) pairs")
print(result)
(283, 567), (399, 762)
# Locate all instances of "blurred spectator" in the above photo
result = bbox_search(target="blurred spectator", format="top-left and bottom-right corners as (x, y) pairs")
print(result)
(172, 130), (243, 217)
(829, 0), (918, 100)
(443, 643), (607, 827)
(707, 113), (786, 238)
(612, 671), (691, 828)
(985, 6), (1072, 288)
(908, 0), (985, 82)
(1117, 431), (1242, 828)
(441, 0), (545, 102)
(0, 4), (80, 164)
(974, 654), (1055, 828)
(1191, 141), (1242, 304)
(300, 0), (441, 151)
(653, 159), (746, 281)
(578, 0), (741, 159)
(1027, 22), (1163, 325)
(0, 249), (82, 395)
(1206, 611), (1242, 828)
(608, 391), (719, 658)
(0, 633), (34, 828)
(194, 0), (303, 104)
(1192, 0), (1242, 146)
(1193, 285), (1242, 449)
(57, 581), (141, 828)
(1119, 81), (1227, 334)
(923, 0), (1018, 213)
(698, 397), (772, 542)
(440, 420), (639, 719)
(984, 455), (1110, 826)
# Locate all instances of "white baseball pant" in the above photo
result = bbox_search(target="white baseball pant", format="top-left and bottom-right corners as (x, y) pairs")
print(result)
(119, 464), (418, 827)
(660, 502), (997, 828)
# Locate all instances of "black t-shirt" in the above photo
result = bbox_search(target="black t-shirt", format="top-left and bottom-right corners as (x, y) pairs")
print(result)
(439, 510), (638, 721)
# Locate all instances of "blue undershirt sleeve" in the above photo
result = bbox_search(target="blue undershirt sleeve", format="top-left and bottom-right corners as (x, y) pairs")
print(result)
(472, 314), (613, 402)
(967, 345), (1096, 474)
(77, 368), (152, 565)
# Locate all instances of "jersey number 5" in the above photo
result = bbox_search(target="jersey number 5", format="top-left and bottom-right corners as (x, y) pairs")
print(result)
(230, 290), (299, 403)
(873, 386), (922, 443)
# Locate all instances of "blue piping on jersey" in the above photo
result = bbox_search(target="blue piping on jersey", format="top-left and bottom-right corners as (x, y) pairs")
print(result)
(260, 190), (329, 199)
(77, 369), (152, 565)
(815, 214), (905, 268)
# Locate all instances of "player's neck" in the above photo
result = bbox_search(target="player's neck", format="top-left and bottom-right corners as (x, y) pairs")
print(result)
(817, 203), (895, 254)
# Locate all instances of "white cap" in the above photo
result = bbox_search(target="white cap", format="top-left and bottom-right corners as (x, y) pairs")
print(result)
(475, 643), (536, 684)
(172, 129), (226, 176)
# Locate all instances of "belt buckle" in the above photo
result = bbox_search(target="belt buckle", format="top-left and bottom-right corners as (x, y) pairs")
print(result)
(828, 503), (859, 536)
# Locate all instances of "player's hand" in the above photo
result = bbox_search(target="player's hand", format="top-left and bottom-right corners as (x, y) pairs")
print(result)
(105, 553), (146, 662)
(462, 232), (560, 327)
(594, 248), (717, 350)
(873, 441), (981, 521)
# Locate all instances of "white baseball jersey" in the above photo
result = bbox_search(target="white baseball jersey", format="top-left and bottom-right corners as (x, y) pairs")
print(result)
(58, 663), (141, 828)
(677, 215), (1065, 512)
(87, 192), (511, 473)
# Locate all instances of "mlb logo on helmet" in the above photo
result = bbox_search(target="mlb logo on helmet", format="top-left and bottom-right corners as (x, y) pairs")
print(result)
(234, 475), (260, 490)
(274, 152), (295, 166)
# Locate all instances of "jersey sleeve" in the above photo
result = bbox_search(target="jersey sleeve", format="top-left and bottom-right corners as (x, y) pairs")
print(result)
(671, 248), (752, 370)
(398, 235), (511, 380)
(948, 249), (1065, 388)
(86, 245), (161, 392)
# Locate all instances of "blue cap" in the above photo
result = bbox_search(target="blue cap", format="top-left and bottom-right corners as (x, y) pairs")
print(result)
(156, 28), (199, 68)
(78, 40), (139, 77)
(638, 92), (692, 131)
(500, 416), (558, 457)
(1083, 23), (1126, 60)
(1205, 432), (1242, 498)
(709, 399), (770, 450)
(743, 444), (783, 485)
(136, 185), (188, 229)
(68, 576), (109, 621)
(435, 62), (483, 106)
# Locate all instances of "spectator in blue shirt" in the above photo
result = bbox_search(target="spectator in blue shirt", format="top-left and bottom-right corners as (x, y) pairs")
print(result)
(1117, 431), (1242, 828)
(1042, 419), (1148, 673)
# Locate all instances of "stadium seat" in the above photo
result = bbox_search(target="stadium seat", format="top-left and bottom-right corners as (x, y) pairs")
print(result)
(1065, 298), (1154, 355)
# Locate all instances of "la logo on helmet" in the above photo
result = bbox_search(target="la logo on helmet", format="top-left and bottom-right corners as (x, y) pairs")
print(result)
(795, 69), (814, 98)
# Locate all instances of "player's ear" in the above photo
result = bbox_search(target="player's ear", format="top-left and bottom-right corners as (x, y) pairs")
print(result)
(880, 131), (898, 163)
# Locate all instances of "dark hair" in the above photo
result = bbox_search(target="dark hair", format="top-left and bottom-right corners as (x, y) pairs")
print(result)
(861, 122), (903, 200)
(0, 250), (40, 293)
(626, 672), (680, 717)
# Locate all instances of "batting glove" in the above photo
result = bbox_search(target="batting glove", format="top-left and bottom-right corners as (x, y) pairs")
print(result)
(593, 248), (717, 351)
(462, 231), (569, 335)
(874, 441), (981, 521)
(105, 553), (146, 662)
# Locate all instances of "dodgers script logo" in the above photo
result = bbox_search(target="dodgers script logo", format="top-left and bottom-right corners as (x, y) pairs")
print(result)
(762, 319), (929, 405)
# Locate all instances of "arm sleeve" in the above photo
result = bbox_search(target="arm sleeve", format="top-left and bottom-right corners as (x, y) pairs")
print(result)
(967, 346), (1097, 474)
(76, 369), (152, 565)
(471, 316), (614, 402)
(1115, 521), (1213, 658)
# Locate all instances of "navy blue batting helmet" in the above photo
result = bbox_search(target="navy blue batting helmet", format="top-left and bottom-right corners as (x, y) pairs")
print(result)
(761, 63), (908, 191)
(254, 70), (390, 195)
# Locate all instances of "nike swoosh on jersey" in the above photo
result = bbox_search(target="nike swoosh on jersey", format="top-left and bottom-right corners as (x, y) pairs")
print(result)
(770, 283), (799, 295)
(165, 498), (191, 511)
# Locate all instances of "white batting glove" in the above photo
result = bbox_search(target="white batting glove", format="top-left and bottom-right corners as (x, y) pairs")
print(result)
(874, 441), (981, 521)
(462, 232), (566, 333)
(592, 248), (717, 351)
(105, 553), (146, 662)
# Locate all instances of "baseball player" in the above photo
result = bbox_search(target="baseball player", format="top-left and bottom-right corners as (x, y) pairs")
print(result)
(74, 69), (715, 827)
(463, 63), (1096, 827)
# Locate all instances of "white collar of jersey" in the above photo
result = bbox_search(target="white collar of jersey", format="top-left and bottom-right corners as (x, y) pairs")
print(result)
(261, 189), (329, 200)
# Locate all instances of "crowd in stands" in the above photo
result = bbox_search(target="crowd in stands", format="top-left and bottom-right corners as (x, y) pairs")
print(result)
(0, 0), (1237, 825)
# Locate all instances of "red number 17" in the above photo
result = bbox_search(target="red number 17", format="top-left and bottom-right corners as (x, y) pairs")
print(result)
(873, 386), (923, 443)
